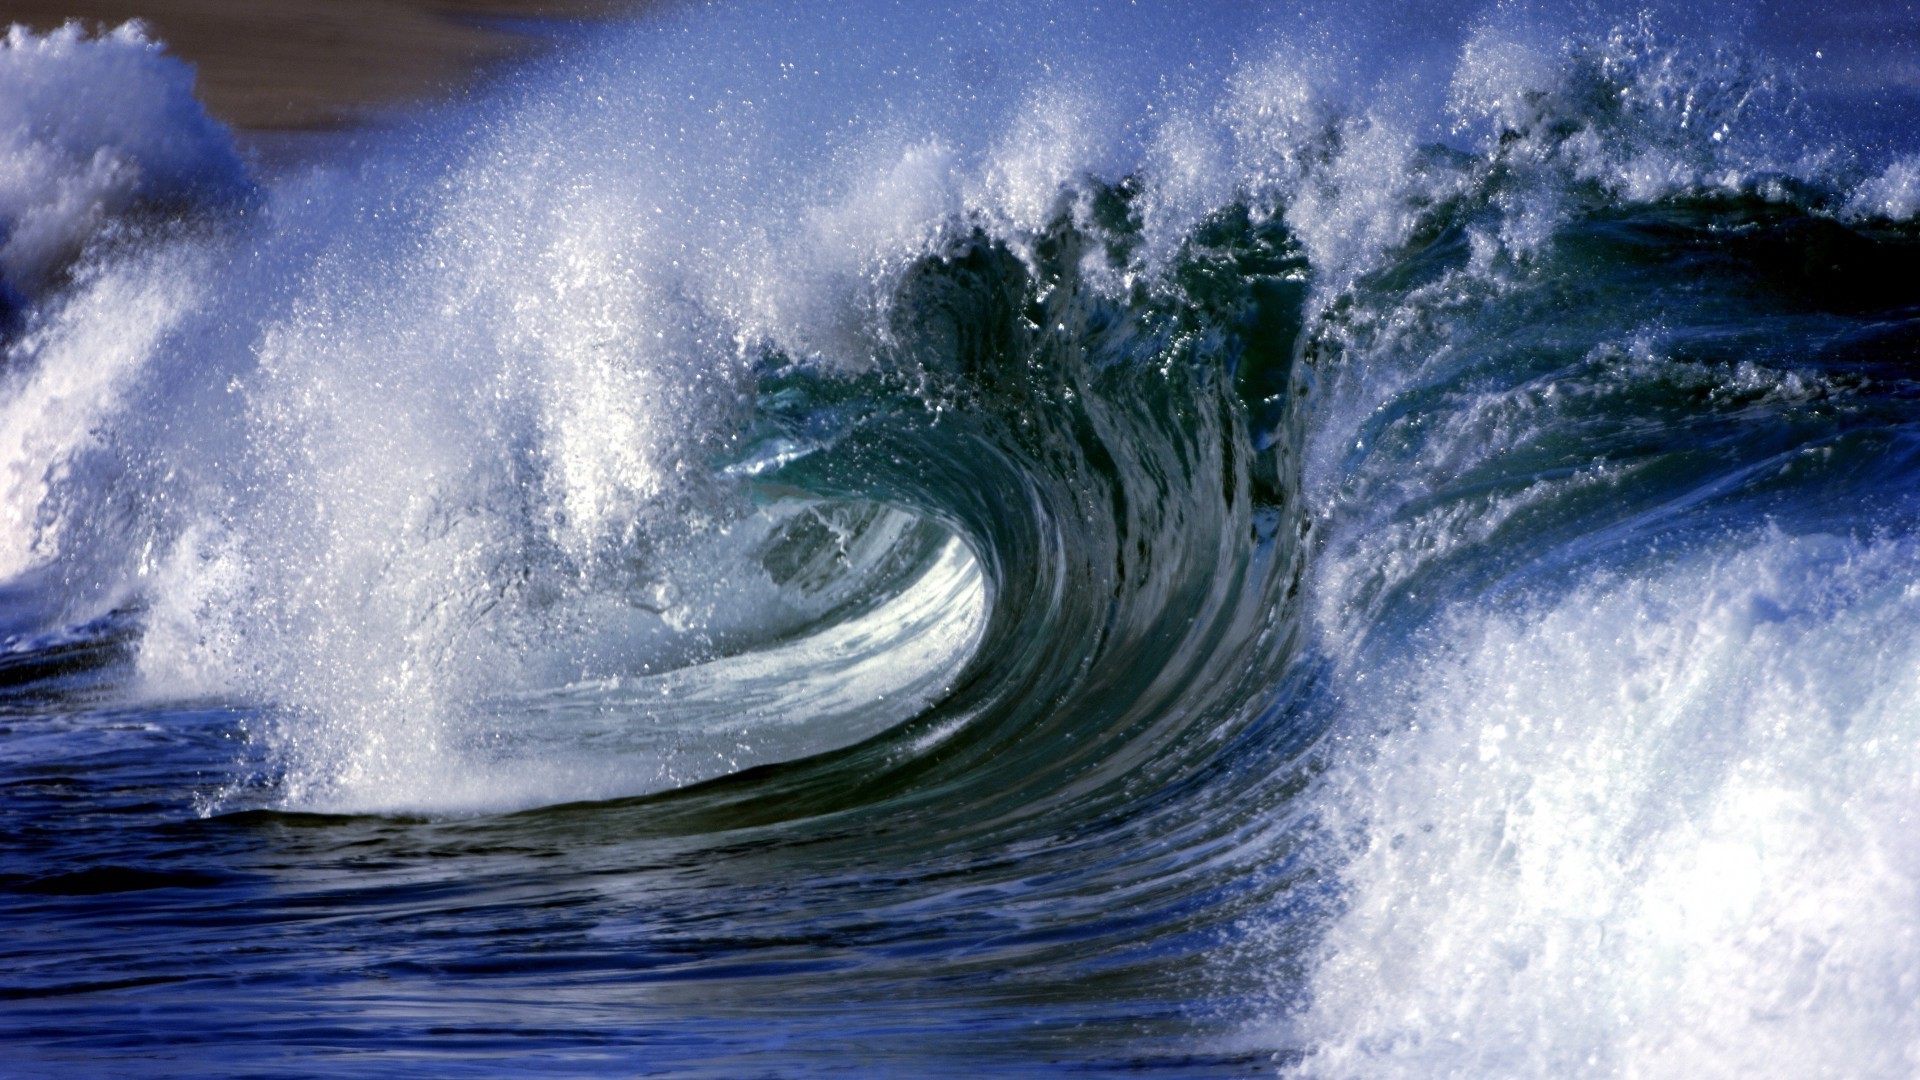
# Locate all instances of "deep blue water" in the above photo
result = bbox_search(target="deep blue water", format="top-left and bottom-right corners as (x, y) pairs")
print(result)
(3, 2), (1920, 1075)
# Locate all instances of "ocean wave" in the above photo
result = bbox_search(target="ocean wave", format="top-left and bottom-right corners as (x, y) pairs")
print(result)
(3, 3), (1919, 1072)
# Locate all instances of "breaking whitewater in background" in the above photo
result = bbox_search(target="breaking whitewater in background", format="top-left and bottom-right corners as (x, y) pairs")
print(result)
(3, 0), (1918, 1074)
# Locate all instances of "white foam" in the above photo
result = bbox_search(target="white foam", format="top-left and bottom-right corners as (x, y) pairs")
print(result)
(1281, 529), (1920, 1077)
(0, 242), (214, 581)
(0, 22), (244, 293)
(1846, 154), (1920, 222)
(257, 523), (988, 816)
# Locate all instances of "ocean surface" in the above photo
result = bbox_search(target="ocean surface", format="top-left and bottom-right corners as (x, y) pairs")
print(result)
(3, 2), (1919, 1074)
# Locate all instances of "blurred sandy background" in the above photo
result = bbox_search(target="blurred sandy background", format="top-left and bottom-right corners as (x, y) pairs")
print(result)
(3, 1), (638, 129)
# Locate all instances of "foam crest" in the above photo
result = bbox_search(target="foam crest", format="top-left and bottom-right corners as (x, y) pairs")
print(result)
(0, 22), (245, 295)
(1449, 17), (1810, 199)
(976, 84), (1117, 238)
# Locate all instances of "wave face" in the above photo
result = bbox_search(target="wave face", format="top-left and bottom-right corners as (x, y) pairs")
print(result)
(3, 1), (1919, 1073)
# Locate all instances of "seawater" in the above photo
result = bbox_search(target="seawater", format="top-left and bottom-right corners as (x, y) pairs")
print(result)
(2, 2), (1918, 1075)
